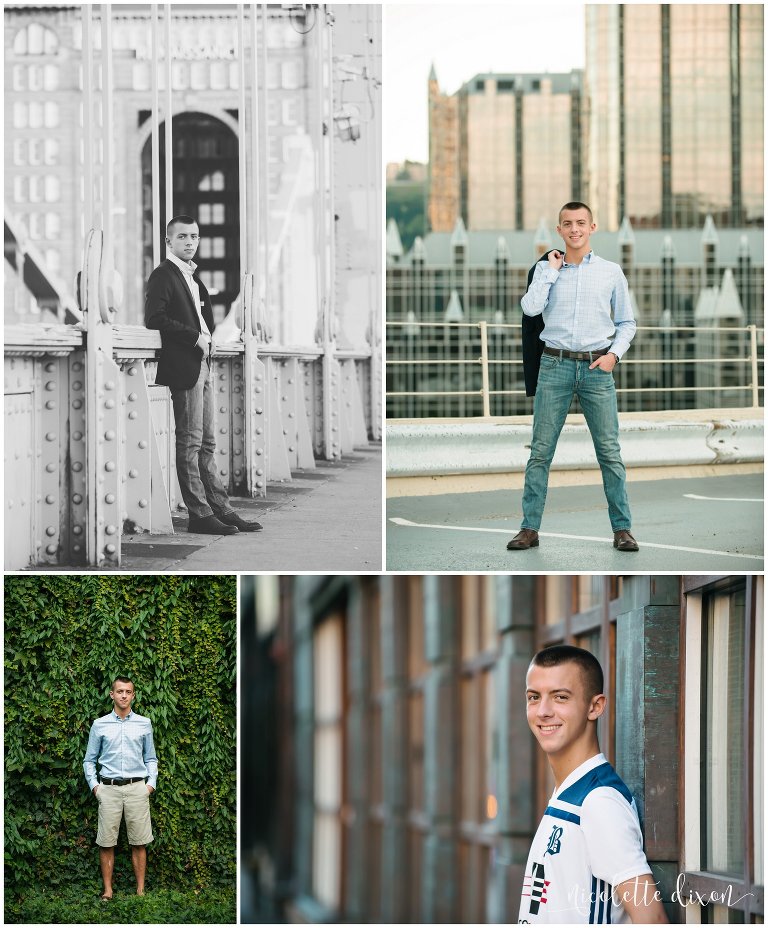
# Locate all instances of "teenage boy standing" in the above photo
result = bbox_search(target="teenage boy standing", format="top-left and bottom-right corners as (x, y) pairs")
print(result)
(507, 202), (639, 553)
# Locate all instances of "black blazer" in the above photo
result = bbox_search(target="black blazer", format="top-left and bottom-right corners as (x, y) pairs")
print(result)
(144, 259), (215, 391)
(522, 249), (559, 397)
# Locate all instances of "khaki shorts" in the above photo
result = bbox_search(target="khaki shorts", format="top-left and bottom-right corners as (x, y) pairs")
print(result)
(95, 780), (154, 847)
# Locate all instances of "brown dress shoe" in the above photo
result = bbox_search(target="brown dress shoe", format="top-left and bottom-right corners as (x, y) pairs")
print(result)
(613, 530), (639, 551)
(506, 528), (539, 550)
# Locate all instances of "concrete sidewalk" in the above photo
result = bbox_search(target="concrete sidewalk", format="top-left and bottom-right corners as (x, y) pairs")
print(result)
(120, 443), (382, 572)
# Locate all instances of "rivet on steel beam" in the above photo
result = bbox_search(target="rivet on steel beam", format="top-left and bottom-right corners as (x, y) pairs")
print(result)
(72, 361), (83, 372)
(220, 427), (228, 434)
(255, 386), (262, 394)
(281, 395), (288, 401)
(219, 448), (226, 455)
(45, 526), (56, 537)
(73, 543), (82, 552)
(256, 449), (263, 456)
(73, 431), (83, 441)
(73, 493), (83, 504)
(45, 400), (56, 410)
(255, 407), (263, 414)
(138, 440), (147, 449)
(220, 406), (227, 413)
(283, 429), (288, 436)
(73, 381), (83, 391)
(128, 367), (137, 376)
(234, 468), (242, 477)
(105, 399), (115, 409)
(138, 499), (148, 508)
(128, 392), (137, 401)
(73, 399), (83, 410)
(73, 525), (83, 535)
(256, 468), (263, 476)
(288, 445), (295, 452)
(219, 469), (227, 476)
(105, 544), (116, 554)
(256, 481), (264, 488)
(45, 494), (55, 504)
(105, 493), (115, 504)
(45, 381), (56, 391)
(256, 427), (263, 435)
(48, 463), (58, 473)
(105, 380), (115, 390)
(128, 411), (137, 420)
(105, 525), (117, 535)
(234, 428), (242, 435)
(235, 406), (242, 414)
(288, 412), (295, 419)
(129, 469), (138, 478)
(45, 431), (56, 441)
(45, 362), (55, 372)
(46, 544), (57, 555)
(105, 430), (116, 441)
(288, 378), (294, 384)
(105, 461), (116, 472)
(256, 374), (262, 381)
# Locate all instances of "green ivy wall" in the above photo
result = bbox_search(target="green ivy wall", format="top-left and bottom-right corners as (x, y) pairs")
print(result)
(4, 575), (236, 899)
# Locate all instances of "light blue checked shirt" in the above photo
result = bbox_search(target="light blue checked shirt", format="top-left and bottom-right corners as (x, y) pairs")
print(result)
(521, 251), (637, 359)
(83, 710), (158, 790)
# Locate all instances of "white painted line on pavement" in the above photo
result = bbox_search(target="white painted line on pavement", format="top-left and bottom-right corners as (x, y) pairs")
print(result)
(388, 517), (764, 561)
(684, 494), (763, 502)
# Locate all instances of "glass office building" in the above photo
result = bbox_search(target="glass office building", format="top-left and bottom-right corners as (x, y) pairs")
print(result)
(586, 4), (764, 231)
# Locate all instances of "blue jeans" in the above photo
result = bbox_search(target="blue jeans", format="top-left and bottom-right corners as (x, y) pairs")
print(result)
(171, 360), (235, 521)
(521, 353), (632, 532)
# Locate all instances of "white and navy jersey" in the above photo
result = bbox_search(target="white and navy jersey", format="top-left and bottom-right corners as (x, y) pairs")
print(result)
(518, 754), (652, 924)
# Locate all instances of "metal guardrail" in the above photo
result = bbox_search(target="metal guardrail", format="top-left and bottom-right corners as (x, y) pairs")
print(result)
(386, 321), (764, 416)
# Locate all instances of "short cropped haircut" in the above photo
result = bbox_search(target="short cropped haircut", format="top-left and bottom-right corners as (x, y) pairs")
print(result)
(166, 214), (197, 237)
(559, 201), (593, 223)
(111, 675), (134, 690)
(530, 645), (604, 699)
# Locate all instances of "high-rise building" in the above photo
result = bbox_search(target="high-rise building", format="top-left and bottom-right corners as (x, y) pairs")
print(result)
(427, 68), (583, 233)
(585, 3), (763, 230)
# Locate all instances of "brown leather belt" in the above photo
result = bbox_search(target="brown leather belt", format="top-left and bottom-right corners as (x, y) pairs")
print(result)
(543, 346), (611, 361)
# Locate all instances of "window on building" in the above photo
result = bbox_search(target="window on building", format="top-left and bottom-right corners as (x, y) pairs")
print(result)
(44, 176), (60, 203)
(13, 140), (27, 166)
(682, 576), (763, 923)
(45, 213), (60, 240)
(312, 614), (344, 912)
(28, 213), (43, 240)
(43, 64), (58, 91)
(703, 585), (746, 875)
(13, 22), (59, 56)
(45, 249), (60, 274)
(190, 61), (207, 90)
(29, 102), (43, 129)
(44, 139), (58, 165)
(29, 176), (43, 203)
(13, 65), (25, 91)
(210, 61), (227, 90)
(44, 102), (59, 128)
(13, 102), (27, 129)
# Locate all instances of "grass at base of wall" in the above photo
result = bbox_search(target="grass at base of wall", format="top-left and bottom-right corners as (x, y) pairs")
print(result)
(4, 884), (236, 925)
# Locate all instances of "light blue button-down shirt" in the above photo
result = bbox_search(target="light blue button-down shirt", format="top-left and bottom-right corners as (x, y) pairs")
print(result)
(83, 710), (158, 790)
(521, 251), (637, 359)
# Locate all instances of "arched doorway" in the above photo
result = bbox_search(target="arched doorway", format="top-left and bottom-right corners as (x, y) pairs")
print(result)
(141, 112), (240, 325)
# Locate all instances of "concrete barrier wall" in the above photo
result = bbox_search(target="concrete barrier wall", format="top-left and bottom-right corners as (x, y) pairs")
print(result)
(386, 415), (764, 477)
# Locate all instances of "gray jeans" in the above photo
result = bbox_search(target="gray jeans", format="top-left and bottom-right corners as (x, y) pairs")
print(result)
(171, 359), (234, 521)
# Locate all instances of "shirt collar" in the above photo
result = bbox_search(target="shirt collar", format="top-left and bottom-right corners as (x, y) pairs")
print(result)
(167, 250), (197, 276)
(111, 709), (134, 721)
(562, 250), (595, 267)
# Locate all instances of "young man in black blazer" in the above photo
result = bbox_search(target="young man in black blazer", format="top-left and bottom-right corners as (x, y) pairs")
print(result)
(145, 215), (262, 535)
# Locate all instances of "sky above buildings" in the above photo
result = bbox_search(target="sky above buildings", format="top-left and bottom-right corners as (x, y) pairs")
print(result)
(384, 2), (585, 166)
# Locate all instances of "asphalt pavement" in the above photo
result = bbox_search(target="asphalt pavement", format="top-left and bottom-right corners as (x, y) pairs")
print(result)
(387, 470), (764, 571)
(118, 443), (382, 572)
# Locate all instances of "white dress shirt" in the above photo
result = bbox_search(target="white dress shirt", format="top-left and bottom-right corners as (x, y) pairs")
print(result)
(166, 250), (210, 340)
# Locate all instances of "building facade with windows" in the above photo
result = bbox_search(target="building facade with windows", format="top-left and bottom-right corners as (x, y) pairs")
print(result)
(586, 3), (763, 231)
(241, 573), (764, 925)
(428, 67), (583, 234)
(424, 4), (763, 235)
(5, 4), (381, 357)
